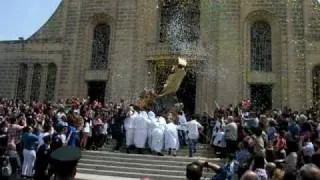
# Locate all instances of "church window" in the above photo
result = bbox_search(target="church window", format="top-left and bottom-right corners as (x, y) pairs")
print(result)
(250, 21), (272, 72)
(30, 63), (42, 101)
(159, 0), (200, 43)
(16, 63), (28, 100)
(45, 63), (57, 101)
(91, 24), (110, 70)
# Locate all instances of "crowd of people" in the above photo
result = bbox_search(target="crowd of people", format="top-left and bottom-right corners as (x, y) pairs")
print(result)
(0, 96), (208, 179)
(0, 98), (126, 179)
(2, 96), (320, 180)
(187, 103), (320, 180)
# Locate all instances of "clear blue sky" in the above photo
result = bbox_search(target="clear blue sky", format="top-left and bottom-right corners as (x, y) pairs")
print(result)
(0, 0), (61, 40)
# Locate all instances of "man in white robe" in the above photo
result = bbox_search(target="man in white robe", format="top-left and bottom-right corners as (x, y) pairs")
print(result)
(134, 109), (151, 154)
(164, 113), (179, 156)
(124, 105), (136, 153)
(151, 115), (166, 156)
(147, 111), (157, 150)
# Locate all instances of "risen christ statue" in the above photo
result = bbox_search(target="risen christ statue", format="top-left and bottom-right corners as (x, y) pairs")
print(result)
(152, 57), (187, 115)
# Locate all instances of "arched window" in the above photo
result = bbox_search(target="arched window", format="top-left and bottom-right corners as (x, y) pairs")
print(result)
(30, 63), (42, 101)
(16, 63), (28, 100)
(250, 21), (272, 72)
(45, 63), (57, 101)
(160, 0), (200, 43)
(91, 24), (110, 69)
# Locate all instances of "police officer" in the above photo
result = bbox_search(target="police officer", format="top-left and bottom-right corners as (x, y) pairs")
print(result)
(50, 146), (81, 180)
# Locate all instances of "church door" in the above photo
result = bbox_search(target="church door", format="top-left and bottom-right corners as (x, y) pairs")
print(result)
(177, 71), (196, 116)
(88, 81), (106, 103)
(250, 84), (272, 111)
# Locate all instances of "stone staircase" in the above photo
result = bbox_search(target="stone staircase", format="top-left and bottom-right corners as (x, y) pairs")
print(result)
(76, 142), (224, 180)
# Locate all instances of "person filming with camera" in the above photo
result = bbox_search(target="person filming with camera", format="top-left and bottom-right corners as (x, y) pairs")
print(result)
(186, 158), (236, 180)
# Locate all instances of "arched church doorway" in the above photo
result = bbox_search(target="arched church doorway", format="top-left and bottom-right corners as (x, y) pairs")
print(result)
(177, 70), (196, 116)
(250, 84), (272, 112)
(313, 65), (320, 108)
(87, 81), (106, 103)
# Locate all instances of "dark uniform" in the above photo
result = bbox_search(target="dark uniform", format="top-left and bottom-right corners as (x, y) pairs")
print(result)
(50, 146), (81, 180)
(34, 143), (51, 180)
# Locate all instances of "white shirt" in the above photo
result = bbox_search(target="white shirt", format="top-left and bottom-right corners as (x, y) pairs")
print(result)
(177, 114), (187, 130)
(186, 120), (203, 140)
(58, 134), (67, 144)
(225, 122), (238, 141)
(83, 120), (92, 133)
(303, 142), (315, 157)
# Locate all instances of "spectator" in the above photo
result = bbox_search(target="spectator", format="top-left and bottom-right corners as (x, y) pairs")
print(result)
(251, 156), (268, 180)
(253, 128), (266, 158)
(34, 135), (52, 180)
(21, 126), (38, 178)
(300, 136), (315, 164)
(299, 163), (320, 180)
(225, 116), (238, 154)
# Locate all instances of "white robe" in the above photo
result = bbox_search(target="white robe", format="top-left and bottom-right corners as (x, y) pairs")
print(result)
(211, 119), (225, 144)
(124, 112), (137, 146)
(151, 116), (166, 153)
(147, 111), (157, 148)
(134, 111), (150, 148)
(164, 122), (179, 150)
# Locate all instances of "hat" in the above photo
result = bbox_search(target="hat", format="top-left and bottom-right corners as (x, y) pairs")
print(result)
(178, 57), (187, 67)
(50, 146), (81, 177)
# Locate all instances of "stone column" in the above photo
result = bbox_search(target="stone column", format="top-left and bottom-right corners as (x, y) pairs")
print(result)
(195, 62), (205, 114)
(25, 65), (34, 102)
(39, 64), (48, 101)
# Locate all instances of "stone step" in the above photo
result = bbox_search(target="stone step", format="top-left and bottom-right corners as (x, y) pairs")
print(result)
(78, 167), (215, 180)
(77, 168), (186, 180)
(76, 173), (138, 180)
(103, 142), (213, 149)
(79, 159), (185, 171)
(100, 144), (215, 157)
(98, 149), (215, 158)
(78, 151), (220, 180)
(81, 154), (220, 167)
(78, 163), (186, 176)
(103, 145), (213, 152)
(81, 151), (221, 163)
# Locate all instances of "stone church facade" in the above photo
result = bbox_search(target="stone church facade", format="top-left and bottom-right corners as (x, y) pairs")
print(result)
(1, 0), (320, 113)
